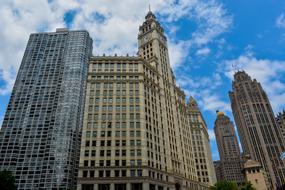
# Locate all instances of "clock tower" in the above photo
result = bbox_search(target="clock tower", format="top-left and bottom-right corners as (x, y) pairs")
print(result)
(138, 10), (172, 83)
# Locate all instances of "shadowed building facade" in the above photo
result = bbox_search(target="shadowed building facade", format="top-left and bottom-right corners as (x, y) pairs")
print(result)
(276, 110), (285, 142)
(214, 111), (244, 185)
(187, 97), (216, 186)
(77, 11), (209, 190)
(0, 29), (93, 189)
(229, 71), (285, 189)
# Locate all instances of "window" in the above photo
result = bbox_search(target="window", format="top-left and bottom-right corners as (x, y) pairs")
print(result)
(82, 184), (94, 190)
(137, 159), (142, 166)
(131, 183), (142, 190)
(98, 184), (110, 190)
(88, 170), (94, 178)
(130, 170), (136, 177)
(137, 150), (142, 156)
(91, 150), (96, 157)
(115, 170), (120, 177)
(121, 170), (126, 177)
(137, 169), (142, 176)
(115, 184), (126, 190)
(83, 171), (88, 177)
(122, 150), (126, 156)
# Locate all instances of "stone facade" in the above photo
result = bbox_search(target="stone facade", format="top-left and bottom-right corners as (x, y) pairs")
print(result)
(229, 71), (285, 189)
(244, 159), (268, 190)
(187, 97), (216, 186)
(77, 11), (210, 190)
(214, 111), (244, 185)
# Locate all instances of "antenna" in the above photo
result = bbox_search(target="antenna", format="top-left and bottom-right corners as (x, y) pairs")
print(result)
(232, 62), (238, 72)
(149, 3), (151, 12)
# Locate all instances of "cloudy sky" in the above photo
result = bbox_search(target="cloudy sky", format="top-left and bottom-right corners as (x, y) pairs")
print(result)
(0, 0), (285, 160)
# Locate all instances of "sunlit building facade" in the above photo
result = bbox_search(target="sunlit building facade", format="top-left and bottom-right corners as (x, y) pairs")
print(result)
(187, 97), (216, 186)
(214, 111), (244, 185)
(77, 11), (209, 190)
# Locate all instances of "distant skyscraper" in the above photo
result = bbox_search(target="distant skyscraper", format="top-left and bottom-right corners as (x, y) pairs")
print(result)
(214, 111), (244, 185)
(276, 110), (285, 141)
(187, 96), (216, 186)
(77, 11), (209, 190)
(229, 71), (285, 189)
(0, 28), (93, 189)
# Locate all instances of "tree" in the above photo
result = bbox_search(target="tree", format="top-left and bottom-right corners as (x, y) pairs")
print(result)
(210, 181), (239, 190)
(240, 181), (256, 190)
(0, 170), (17, 190)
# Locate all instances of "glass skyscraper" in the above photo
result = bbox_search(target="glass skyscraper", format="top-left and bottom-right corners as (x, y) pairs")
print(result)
(0, 28), (93, 189)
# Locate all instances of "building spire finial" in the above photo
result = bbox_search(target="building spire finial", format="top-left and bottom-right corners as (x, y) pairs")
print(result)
(148, 3), (151, 12)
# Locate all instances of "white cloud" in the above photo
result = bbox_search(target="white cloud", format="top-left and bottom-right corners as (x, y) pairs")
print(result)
(196, 47), (211, 56)
(221, 52), (285, 113)
(208, 129), (216, 141)
(176, 73), (231, 113)
(276, 13), (285, 28)
(0, 0), (231, 95)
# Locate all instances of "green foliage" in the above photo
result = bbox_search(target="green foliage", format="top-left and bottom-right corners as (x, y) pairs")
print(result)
(210, 181), (239, 190)
(0, 170), (17, 190)
(240, 182), (256, 190)
(210, 181), (256, 190)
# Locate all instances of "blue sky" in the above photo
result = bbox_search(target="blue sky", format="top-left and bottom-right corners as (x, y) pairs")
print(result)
(0, 0), (285, 161)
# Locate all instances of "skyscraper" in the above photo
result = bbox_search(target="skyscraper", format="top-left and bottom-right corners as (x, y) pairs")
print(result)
(213, 111), (244, 185)
(0, 28), (93, 189)
(229, 71), (285, 189)
(187, 96), (216, 186)
(276, 110), (285, 141)
(77, 11), (209, 190)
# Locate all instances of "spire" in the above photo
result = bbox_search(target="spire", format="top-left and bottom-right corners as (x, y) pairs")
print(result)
(145, 4), (156, 20)
(188, 96), (198, 108)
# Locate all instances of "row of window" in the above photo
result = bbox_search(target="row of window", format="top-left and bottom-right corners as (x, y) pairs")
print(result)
(88, 114), (140, 122)
(84, 139), (141, 147)
(86, 121), (141, 129)
(84, 149), (142, 157)
(85, 130), (141, 138)
(90, 75), (140, 80)
(88, 105), (140, 112)
(90, 97), (140, 104)
(83, 159), (142, 167)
